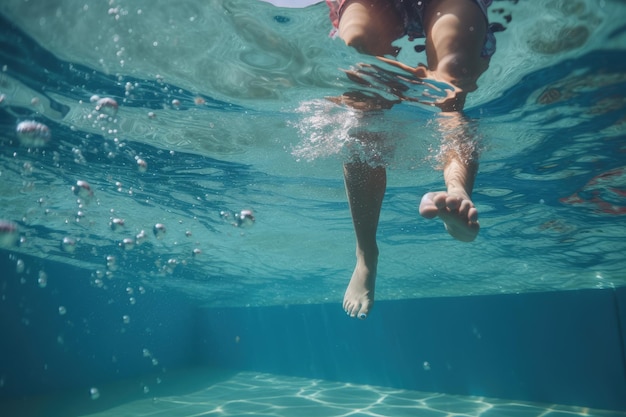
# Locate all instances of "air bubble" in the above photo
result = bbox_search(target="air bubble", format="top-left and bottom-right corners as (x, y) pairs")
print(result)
(153, 223), (166, 239)
(16, 120), (50, 147)
(122, 314), (130, 324)
(136, 230), (147, 245)
(38, 271), (48, 288)
(72, 180), (94, 200)
(110, 218), (125, 231)
(90, 387), (100, 400)
(94, 97), (118, 117)
(136, 158), (148, 173)
(106, 255), (117, 271)
(121, 237), (134, 250)
(61, 237), (76, 253)
(16, 259), (25, 274)
(236, 210), (255, 227)
(22, 162), (33, 175)
(58, 306), (67, 315)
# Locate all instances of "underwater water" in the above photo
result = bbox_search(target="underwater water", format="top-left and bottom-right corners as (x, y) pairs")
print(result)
(1, 0), (626, 416)
(1, 0), (626, 304)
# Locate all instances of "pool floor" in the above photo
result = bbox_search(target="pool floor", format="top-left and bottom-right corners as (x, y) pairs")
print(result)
(3, 369), (624, 417)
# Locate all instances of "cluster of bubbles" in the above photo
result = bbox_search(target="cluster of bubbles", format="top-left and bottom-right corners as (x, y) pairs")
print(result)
(2, 77), (264, 402)
(220, 209), (255, 228)
(290, 99), (360, 162)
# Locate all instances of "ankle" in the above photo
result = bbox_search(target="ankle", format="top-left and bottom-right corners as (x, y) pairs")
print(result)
(356, 247), (379, 267)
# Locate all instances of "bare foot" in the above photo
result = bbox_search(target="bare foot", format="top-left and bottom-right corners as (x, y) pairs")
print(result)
(343, 259), (376, 320)
(419, 191), (479, 242)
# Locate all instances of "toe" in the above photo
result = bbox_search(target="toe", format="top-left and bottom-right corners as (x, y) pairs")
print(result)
(419, 193), (439, 218)
(433, 193), (448, 209)
(468, 206), (478, 223)
(357, 303), (369, 320)
(343, 300), (353, 315)
(345, 300), (358, 318)
(446, 195), (461, 211)
(458, 199), (471, 217)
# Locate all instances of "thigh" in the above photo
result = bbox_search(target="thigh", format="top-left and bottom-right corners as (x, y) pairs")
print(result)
(338, 0), (405, 56)
(422, 0), (489, 89)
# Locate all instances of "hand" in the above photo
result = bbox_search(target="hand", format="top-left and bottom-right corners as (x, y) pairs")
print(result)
(376, 57), (466, 112)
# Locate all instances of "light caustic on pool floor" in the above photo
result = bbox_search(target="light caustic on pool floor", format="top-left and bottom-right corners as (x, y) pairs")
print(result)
(81, 371), (624, 417)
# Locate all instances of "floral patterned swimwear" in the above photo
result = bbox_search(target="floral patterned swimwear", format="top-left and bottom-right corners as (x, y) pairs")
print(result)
(326, 0), (496, 58)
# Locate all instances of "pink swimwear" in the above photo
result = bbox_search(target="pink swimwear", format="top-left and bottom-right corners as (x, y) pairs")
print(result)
(326, 0), (496, 58)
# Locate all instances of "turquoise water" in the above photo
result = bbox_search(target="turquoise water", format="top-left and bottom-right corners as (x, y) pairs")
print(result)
(1, 0), (626, 416)
(1, 0), (625, 305)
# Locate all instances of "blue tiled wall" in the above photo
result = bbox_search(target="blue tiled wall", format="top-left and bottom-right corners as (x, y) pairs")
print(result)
(196, 288), (626, 411)
(0, 252), (196, 398)
(2, 245), (625, 412)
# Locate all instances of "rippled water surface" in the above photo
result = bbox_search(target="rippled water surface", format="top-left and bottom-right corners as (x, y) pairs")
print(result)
(1, 0), (625, 307)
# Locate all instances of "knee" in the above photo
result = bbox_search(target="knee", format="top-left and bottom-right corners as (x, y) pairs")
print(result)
(340, 25), (373, 54)
(337, 0), (403, 56)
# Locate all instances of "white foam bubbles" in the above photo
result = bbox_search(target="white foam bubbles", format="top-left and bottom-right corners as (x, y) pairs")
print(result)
(290, 99), (361, 162)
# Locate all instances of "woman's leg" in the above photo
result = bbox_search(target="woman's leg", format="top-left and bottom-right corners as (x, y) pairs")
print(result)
(343, 159), (386, 319)
(337, 0), (402, 318)
(418, 0), (490, 241)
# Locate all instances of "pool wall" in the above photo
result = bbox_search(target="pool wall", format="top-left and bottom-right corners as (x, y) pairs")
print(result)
(2, 248), (625, 412)
(196, 287), (626, 411)
(0, 253), (197, 398)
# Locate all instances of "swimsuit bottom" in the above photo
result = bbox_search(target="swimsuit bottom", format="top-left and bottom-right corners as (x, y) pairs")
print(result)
(326, 0), (496, 58)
